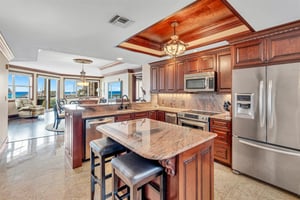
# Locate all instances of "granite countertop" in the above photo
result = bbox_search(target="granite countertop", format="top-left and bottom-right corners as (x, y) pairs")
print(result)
(210, 112), (232, 121)
(81, 106), (188, 119)
(96, 118), (217, 160)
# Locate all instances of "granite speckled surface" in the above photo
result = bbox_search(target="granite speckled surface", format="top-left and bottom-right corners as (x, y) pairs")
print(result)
(210, 112), (232, 121)
(96, 118), (217, 160)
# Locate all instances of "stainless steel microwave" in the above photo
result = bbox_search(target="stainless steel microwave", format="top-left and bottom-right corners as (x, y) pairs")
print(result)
(184, 72), (216, 92)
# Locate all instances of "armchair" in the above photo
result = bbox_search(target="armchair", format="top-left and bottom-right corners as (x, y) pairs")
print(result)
(15, 99), (45, 118)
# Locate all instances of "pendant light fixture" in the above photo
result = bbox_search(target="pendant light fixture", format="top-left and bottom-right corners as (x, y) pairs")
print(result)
(163, 21), (187, 57)
(73, 58), (93, 86)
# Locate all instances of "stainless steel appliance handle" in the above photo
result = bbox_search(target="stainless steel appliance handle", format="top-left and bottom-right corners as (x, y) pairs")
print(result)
(267, 80), (273, 128)
(239, 139), (300, 157)
(259, 80), (265, 127)
(179, 118), (206, 127)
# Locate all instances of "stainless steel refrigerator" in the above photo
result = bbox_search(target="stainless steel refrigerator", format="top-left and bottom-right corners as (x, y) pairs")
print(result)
(232, 62), (300, 195)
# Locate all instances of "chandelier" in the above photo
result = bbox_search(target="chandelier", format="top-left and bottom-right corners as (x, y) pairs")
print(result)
(73, 58), (93, 86)
(163, 21), (187, 57)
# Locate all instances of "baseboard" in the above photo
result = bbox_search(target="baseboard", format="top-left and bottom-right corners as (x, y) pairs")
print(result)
(8, 114), (20, 120)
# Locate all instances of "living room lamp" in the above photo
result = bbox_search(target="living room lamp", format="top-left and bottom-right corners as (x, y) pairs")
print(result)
(163, 21), (188, 57)
(73, 58), (93, 86)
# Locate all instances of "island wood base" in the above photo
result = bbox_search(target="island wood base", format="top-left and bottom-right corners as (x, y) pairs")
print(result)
(144, 139), (214, 200)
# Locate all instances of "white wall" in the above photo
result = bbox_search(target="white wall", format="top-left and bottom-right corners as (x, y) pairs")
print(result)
(142, 64), (151, 102)
(0, 51), (8, 147)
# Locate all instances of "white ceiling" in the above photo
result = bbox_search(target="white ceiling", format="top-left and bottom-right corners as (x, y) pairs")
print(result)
(0, 0), (300, 76)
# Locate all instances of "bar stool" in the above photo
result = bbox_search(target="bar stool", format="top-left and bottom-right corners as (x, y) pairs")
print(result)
(111, 152), (166, 200)
(90, 138), (127, 200)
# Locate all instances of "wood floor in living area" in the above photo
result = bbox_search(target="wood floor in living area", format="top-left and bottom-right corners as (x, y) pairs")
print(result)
(0, 112), (299, 200)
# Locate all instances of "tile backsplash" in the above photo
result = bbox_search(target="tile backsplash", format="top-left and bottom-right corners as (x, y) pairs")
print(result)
(152, 93), (231, 112)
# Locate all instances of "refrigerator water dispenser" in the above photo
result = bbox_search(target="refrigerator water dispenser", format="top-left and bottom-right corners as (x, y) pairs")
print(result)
(234, 93), (254, 119)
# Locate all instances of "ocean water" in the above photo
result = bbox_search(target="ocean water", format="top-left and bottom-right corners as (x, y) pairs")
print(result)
(8, 92), (29, 98)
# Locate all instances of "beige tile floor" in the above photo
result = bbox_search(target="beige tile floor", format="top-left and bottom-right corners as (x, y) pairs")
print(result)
(1, 113), (299, 200)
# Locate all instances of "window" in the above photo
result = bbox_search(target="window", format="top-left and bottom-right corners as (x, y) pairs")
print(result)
(64, 78), (100, 97)
(8, 72), (33, 100)
(108, 81), (122, 100)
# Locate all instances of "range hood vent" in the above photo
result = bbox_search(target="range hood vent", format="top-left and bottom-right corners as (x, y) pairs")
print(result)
(109, 15), (134, 28)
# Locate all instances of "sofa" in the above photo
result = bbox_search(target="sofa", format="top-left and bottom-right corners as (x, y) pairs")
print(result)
(15, 99), (45, 118)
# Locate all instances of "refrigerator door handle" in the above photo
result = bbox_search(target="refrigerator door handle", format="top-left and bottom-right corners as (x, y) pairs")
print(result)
(259, 80), (265, 127)
(267, 80), (274, 128)
(238, 139), (300, 157)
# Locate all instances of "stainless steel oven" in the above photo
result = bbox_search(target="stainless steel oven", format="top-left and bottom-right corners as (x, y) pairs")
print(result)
(178, 118), (208, 131)
(177, 110), (220, 131)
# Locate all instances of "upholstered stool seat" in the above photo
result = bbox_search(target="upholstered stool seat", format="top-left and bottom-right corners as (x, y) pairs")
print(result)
(90, 138), (127, 200)
(111, 152), (166, 200)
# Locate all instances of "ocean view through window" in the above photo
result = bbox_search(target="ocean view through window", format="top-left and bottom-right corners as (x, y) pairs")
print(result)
(8, 72), (33, 99)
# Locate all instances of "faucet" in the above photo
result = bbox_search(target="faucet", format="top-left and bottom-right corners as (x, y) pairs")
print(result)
(119, 95), (129, 110)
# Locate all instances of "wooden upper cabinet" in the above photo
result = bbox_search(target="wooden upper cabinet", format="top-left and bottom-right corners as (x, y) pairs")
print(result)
(231, 22), (300, 68)
(199, 54), (216, 72)
(176, 61), (185, 92)
(185, 57), (199, 74)
(266, 29), (300, 64)
(150, 66), (159, 93)
(217, 51), (232, 93)
(165, 62), (176, 92)
(158, 65), (165, 92)
(232, 39), (266, 68)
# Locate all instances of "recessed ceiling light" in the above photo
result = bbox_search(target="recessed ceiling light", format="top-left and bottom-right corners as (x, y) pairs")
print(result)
(117, 57), (123, 61)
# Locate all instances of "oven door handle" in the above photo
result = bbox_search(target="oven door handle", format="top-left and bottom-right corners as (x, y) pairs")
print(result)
(179, 119), (207, 127)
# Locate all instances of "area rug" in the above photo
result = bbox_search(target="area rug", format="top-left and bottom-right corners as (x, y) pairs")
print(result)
(45, 122), (65, 132)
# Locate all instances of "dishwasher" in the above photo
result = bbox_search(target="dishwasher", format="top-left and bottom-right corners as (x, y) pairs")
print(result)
(165, 112), (177, 124)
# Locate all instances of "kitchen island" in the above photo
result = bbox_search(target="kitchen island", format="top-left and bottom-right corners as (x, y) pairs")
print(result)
(97, 118), (217, 200)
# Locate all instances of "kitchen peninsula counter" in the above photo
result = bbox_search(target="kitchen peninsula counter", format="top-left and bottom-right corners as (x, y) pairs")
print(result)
(97, 118), (217, 200)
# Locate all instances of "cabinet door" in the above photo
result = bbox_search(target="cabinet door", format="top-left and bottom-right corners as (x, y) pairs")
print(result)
(232, 39), (266, 68)
(185, 57), (199, 73)
(150, 66), (159, 93)
(210, 118), (232, 166)
(178, 140), (214, 200)
(157, 111), (165, 122)
(214, 141), (231, 166)
(217, 51), (232, 93)
(115, 113), (134, 122)
(199, 54), (216, 72)
(176, 61), (185, 92)
(148, 110), (157, 120)
(266, 29), (300, 64)
(134, 111), (149, 119)
(165, 62), (176, 92)
(159, 65), (166, 92)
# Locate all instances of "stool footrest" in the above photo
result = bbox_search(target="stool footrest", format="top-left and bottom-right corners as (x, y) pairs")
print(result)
(114, 185), (130, 200)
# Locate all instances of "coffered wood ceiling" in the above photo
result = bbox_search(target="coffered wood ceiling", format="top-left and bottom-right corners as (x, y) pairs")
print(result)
(118, 0), (254, 57)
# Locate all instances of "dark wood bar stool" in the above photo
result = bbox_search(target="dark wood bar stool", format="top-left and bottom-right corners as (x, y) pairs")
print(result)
(111, 152), (166, 200)
(90, 138), (127, 200)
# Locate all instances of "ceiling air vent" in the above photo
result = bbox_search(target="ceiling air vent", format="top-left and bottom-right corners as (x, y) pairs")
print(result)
(109, 15), (134, 28)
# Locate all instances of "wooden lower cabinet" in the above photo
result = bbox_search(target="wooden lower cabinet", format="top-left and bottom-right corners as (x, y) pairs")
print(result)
(143, 140), (214, 200)
(134, 111), (149, 119)
(148, 110), (157, 120)
(157, 111), (165, 122)
(210, 118), (232, 166)
(64, 109), (83, 169)
(115, 113), (134, 122)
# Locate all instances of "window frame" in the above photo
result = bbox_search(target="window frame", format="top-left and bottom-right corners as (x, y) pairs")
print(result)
(8, 71), (34, 101)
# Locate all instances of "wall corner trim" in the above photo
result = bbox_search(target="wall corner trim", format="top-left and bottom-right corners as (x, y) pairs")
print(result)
(0, 33), (14, 61)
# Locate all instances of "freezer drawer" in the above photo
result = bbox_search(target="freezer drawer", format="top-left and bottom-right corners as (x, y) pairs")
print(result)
(232, 136), (300, 195)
